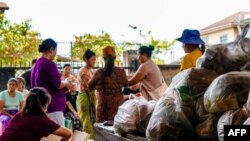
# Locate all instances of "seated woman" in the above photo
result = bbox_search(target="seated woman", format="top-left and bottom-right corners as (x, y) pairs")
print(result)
(0, 78), (24, 132)
(61, 64), (77, 82)
(64, 81), (82, 131)
(16, 76), (29, 100)
(0, 87), (72, 141)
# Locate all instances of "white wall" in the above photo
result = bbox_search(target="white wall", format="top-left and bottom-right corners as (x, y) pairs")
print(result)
(202, 28), (237, 45)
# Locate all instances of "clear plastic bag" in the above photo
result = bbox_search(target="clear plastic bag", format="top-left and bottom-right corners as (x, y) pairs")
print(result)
(204, 71), (250, 113)
(243, 90), (250, 125)
(197, 24), (250, 74)
(176, 68), (218, 102)
(247, 90), (250, 111)
(240, 62), (250, 72)
(196, 114), (221, 141)
(217, 105), (250, 141)
(113, 96), (156, 136)
(195, 96), (209, 122)
(243, 117), (250, 125)
(146, 89), (195, 141)
(166, 68), (218, 102)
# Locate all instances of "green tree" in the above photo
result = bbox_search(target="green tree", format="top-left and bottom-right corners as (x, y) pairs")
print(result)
(119, 33), (176, 64)
(73, 30), (176, 65)
(149, 36), (176, 64)
(0, 14), (41, 67)
(72, 33), (124, 66)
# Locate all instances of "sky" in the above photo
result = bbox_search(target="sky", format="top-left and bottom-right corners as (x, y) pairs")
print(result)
(3, 0), (250, 62)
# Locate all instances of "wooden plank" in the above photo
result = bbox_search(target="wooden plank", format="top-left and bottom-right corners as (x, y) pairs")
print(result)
(94, 123), (147, 141)
(95, 125), (132, 141)
(124, 134), (147, 141)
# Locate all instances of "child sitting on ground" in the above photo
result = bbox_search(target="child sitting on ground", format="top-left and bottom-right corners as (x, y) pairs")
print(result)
(64, 82), (82, 131)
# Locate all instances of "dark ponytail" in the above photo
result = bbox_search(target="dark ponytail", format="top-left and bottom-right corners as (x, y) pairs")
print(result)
(200, 44), (206, 54)
(83, 49), (96, 60)
(148, 45), (154, 52)
(21, 93), (45, 116)
(21, 87), (50, 117)
(138, 45), (154, 58)
(103, 55), (115, 76)
(38, 38), (57, 53)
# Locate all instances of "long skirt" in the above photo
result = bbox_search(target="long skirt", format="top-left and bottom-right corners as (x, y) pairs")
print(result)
(77, 91), (96, 139)
(96, 93), (124, 123)
(0, 109), (18, 135)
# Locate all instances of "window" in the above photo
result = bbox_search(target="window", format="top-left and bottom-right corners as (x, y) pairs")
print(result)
(220, 35), (228, 43)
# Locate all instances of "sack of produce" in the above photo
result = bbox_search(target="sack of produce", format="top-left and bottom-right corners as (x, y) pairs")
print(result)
(197, 24), (250, 74)
(187, 68), (218, 96)
(196, 114), (221, 141)
(204, 71), (250, 113)
(217, 105), (250, 141)
(243, 117), (250, 125)
(176, 68), (217, 101)
(196, 96), (209, 122)
(146, 89), (195, 141)
(162, 68), (218, 126)
(247, 90), (250, 111)
(114, 96), (156, 136)
(240, 62), (250, 72)
(136, 113), (152, 136)
(167, 68), (218, 102)
(244, 90), (250, 125)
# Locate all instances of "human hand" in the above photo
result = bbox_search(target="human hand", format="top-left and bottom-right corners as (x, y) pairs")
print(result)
(64, 81), (73, 90)
(9, 115), (14, 119)
(73, 111), (79, 119)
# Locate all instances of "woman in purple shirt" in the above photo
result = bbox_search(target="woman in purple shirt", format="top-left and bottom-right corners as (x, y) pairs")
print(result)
(0, 87), (72, 141)
(31, 38), (72, 126)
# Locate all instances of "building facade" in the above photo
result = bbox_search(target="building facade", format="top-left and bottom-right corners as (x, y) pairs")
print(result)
(200, 11), (250, 45)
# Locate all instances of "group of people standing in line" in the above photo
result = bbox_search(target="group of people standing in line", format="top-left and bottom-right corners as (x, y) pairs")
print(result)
(0, 28), (205, 141)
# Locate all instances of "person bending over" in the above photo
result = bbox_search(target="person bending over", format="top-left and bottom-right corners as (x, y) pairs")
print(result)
(0, 87), (72, 141)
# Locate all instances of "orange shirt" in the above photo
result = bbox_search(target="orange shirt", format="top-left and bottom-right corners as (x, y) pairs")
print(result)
(180, 49), (202, 71)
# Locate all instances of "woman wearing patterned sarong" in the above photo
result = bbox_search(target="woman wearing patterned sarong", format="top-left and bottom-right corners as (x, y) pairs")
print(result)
(77, 49), (96, 139)
(88, 46), (128, 123)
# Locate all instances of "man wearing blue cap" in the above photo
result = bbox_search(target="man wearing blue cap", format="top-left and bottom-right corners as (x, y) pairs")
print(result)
(176, 29), (205, 71)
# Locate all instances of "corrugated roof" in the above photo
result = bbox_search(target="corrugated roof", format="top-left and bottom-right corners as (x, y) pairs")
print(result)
(200, 11), (249, 35)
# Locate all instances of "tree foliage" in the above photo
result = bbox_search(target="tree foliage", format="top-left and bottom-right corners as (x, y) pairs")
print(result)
(0, 14), (41, 66)
(72, 31), (176, 65)
(149, 36), (176, 64)
(119, 34), (176, 64)
(72, 33), (124, 66)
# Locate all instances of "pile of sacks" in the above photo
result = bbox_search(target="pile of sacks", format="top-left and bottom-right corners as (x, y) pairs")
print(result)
(114, 24), (250, 141)
(146, 68), (220, 141)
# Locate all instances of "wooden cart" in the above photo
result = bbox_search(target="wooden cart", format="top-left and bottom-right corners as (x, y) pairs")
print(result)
(94, 123), (147, 141)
